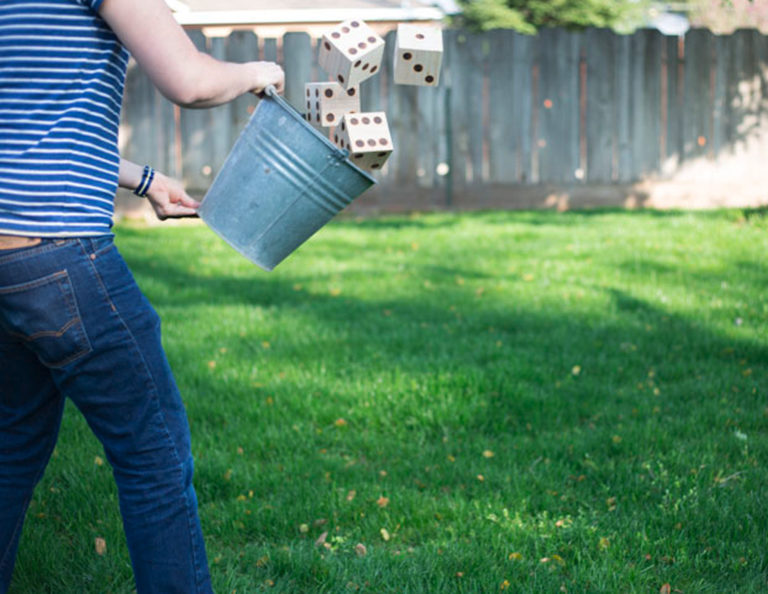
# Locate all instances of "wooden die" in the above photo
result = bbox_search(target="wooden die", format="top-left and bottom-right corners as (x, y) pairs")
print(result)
(318, 19), (385, 89)
(304, 82), (360, 128)
(393, 24), (443, 86)
(333, 112), (393, 172)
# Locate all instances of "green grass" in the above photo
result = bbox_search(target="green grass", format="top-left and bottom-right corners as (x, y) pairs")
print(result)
(9, 209), (768, 593)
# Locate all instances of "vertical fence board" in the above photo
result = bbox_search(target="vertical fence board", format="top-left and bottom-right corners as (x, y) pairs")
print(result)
(537, 28), (581, 183)
(227, 31), (260, 139)
(429, 81), (449, 202)
(760, 35), (768, 116)
(121, 65), (167, 172)
(713, 35), (730, 155)
(179, 30), (213, 190)
(283, 32), (313, 111)
(638, 30), (663, 177)
(209, 36), (232, 175)
(665, 35), (683, 173)
(488, 30), (516, 183)
(445, 30), (486, 191)
(512, 34), (534, 183)
(415, 86), (437, 190)
(615, 35), (633, 182)
(586, 29), (615, 182)
(683, 29), (713, 162)
(262, 38), (278, 63)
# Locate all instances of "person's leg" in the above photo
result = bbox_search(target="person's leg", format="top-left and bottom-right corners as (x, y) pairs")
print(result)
(0, 333), (65, 594)
(0, 240), (80, 592)
(0, 237), (211, 593)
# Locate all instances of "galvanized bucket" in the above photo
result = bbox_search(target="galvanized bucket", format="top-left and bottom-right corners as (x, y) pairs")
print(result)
(198, 86), (376, 271)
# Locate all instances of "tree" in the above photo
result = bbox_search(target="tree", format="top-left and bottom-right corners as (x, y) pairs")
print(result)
(455, 0), (651, 33)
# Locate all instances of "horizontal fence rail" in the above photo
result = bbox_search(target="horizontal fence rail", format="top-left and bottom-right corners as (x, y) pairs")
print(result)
(118, 27), (768, 214)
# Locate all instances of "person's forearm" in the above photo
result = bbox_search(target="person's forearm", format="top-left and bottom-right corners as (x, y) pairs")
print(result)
(118, 158), (145, 191)
(171, 56), (272, 108)
(99, 0), (284, 108)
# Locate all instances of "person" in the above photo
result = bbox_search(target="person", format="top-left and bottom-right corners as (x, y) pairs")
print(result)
(0, 0), (284, 591)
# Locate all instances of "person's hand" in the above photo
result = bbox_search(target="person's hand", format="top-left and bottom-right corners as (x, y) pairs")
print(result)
(145, 172), (200, 220)
(247, 61), (285, 96)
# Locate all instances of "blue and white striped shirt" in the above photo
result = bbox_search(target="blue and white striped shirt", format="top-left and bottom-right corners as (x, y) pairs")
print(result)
(0, 0), (129, 237)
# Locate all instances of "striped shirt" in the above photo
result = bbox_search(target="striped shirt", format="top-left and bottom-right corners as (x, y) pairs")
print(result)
(0, 0), (129, 237)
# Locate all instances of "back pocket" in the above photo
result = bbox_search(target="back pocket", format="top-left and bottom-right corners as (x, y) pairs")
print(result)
(0, 270), (92, 367)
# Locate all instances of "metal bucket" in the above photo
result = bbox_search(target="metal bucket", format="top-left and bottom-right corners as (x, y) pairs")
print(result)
(198, 86), (376, 271)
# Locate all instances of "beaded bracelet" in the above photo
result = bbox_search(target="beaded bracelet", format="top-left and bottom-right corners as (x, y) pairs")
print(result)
(133, 165), (155, 197)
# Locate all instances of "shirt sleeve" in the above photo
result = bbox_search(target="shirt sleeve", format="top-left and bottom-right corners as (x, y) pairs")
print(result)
(75, 0), (105, 12)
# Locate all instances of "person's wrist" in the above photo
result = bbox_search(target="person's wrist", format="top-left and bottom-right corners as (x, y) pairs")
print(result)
(133, 165), (155, 198)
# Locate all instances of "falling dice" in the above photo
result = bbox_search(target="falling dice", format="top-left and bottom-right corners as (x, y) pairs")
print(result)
(393, 24), (443, 86)
(319, 19), (385, 89)
(334, 112), (393, 172)
(304, 82), (360, 128)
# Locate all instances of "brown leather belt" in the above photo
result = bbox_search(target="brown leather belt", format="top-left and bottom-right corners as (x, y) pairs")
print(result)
(0, 235), (42, 250)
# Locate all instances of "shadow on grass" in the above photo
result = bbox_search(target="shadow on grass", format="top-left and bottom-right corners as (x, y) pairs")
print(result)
(14, 217), (766, 593)
(117, 229), (768, 449)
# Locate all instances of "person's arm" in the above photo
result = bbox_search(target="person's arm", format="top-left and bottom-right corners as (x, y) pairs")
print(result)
(99, 0), (284, 108)
(119, 158), (199, 220)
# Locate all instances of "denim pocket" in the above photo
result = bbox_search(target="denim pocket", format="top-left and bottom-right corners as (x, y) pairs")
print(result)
(0, 270), (92, 367)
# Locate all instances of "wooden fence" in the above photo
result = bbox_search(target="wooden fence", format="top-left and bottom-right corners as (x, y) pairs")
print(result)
(118, 27), (768, 214)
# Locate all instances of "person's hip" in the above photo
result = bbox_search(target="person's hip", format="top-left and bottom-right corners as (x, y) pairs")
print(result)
(0, 235), (41, 250)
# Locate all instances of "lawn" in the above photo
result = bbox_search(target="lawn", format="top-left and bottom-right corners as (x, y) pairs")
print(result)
(8, 209), (768, 593)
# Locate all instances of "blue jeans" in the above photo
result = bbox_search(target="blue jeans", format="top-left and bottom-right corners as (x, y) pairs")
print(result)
(0, 237), (212, 593)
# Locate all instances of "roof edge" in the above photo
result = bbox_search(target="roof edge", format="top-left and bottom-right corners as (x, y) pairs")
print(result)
(172, 7), (447, 27)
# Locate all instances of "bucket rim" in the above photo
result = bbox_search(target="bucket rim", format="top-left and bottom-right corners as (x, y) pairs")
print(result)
(263, 85), (377, 186)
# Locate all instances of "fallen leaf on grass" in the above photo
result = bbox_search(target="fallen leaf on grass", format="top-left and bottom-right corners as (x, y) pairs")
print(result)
(355, 543), (367, 556)
(314, 531), (328, 547)
(376, 496), (390, 508)
(255, 555), (269, 568)
(94, 537), (107, 556)
(380, 528), (390, 541)
(508, 552), (522, 561)
(346, 490), (356, 502)
(660, 584), (671, 594)
(482, 450), (495, 458)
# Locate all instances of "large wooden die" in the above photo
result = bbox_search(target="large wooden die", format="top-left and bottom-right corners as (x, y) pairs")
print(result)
(393, 24), (443, 86)
(318, 19), (385, 89)
(334, 112), (393, 172)
(304, 82), (360, 128)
